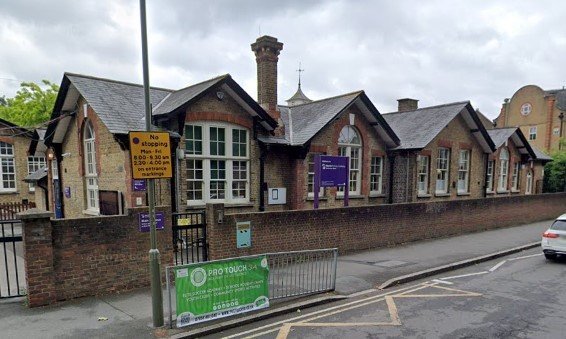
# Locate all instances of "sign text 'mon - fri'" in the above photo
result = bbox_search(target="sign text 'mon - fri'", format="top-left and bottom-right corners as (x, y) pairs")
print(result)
(129, 131), (173, 179)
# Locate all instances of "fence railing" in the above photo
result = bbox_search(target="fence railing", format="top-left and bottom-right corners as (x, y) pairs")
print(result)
(0, 202), (36, 221)
(1, 220), (26, 298)
(165, 248), (338, 327)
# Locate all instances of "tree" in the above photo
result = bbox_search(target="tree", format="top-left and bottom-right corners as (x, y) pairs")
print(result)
(0, 80), (59, 127)
(543, 150), (566, 193)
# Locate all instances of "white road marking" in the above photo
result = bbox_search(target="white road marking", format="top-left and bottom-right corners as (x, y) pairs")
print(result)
(440, 271), (489, 280)
(489, 260), (507, 272)
(508, 253), (542, 261)
(432, 279), (453, 285)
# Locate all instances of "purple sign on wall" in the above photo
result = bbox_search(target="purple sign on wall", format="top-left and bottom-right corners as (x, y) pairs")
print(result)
(133, 179), (147, 191)
(319, 156), (349, 187)
(64, 187), (71, 198)
(138, 211), (165, 232)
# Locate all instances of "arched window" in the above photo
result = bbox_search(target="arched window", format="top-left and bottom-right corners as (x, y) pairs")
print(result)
(83, 120), (99, 212)
(0, 142), (16, 192)
(526, 170), (533, 195)
(338, 125), (361, 195)
(498, 148), (509, 191)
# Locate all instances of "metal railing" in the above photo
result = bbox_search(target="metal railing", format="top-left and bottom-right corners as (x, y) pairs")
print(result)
(1, 220), (26, 298)
(165, 248), (338, 327)
(172, 212), (208, 264)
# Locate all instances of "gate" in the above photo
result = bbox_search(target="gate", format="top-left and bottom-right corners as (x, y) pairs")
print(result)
(1, 220), (26, 298)
(172, 211), (208, 265)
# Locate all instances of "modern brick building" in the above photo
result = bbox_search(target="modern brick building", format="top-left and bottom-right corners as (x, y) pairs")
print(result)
(496, 85), (566, 153)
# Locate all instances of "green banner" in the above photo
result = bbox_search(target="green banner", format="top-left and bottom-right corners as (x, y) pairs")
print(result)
(175, 256), (270, 327)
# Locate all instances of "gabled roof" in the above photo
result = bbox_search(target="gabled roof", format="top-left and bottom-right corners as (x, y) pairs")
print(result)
(487, 127), (535, 158)
(382, 101), (496, 152)
(0, 118), (33, 138)
(153, 74), (277, 130)
(530, 145), (553, 162)
(24, 166), (47, 183)
(274, 91), (399, 148)
(28, 128), (47, 156)
(46, 72), (277, 145)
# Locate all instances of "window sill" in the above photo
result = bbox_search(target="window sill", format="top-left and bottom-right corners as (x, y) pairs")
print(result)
(82, 209), (100, 216)
(186, 202), (255, 210)
(336, 195), (365, 200)
(417, 194), (432, 198)
(510, 190), (521, 194)
(496, 190), (509, 194)
(0, 191), (18, 195)
(369, 193), (386, 198)
(486, 191), (495, 195)
(457, 192), (470, 196)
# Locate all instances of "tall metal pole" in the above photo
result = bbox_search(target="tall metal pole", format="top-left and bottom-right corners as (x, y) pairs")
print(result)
(139, 0), (163, 327)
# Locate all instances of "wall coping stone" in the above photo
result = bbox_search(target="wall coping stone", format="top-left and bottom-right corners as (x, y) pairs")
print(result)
(17, 208), (54, 220)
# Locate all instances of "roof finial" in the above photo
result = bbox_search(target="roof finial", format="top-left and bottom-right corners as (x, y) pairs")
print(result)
(296, 62), (304, 88)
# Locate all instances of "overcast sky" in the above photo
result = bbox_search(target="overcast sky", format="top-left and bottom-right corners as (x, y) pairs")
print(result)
(1, 0), (565, 119)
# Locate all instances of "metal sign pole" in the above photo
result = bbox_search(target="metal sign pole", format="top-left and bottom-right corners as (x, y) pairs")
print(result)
(139, 0), (163, 327)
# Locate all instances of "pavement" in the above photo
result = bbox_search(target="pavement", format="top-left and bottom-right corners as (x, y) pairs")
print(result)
(0, 219), (552, 338)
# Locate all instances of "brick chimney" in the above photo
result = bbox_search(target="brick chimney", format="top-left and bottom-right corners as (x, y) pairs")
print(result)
(251, 36), (283, 120)
(397, 98), (419, 112)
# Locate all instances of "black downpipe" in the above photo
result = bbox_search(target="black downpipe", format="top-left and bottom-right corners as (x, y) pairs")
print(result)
(483, 153), (489, 198)
(170, 138), (179, 213)
(388, 154), (396, 204)
(259, 143), (268, 212)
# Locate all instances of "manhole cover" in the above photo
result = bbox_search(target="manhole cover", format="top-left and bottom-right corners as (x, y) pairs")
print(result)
(373, 260), (409, 267)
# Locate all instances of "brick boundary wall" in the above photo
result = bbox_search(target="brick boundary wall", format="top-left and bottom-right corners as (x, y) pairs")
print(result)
(207, 193), (566, 260)
(19, 207), (173, 307)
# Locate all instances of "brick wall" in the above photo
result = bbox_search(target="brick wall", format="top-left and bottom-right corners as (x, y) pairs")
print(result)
(207, 193), (566, 260)
(19, 207), (173, 307)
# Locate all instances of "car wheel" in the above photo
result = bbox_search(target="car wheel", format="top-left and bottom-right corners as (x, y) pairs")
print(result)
(544, 253), (557, 260)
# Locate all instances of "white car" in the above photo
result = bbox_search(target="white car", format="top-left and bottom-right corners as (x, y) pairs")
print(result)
(541, 213), (566, 260)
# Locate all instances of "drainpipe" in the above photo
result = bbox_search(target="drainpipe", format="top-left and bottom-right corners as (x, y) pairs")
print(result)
(405, 151), (410, 202)
(483, 153), (489, 198)
(559, 112), (564, 150)
(388, 153), (396, 204)
(259, 143), (268, 212)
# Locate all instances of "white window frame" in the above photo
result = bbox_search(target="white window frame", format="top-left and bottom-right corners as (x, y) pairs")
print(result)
(526, 170), (533, 195)
(417, 155), (429, 195)
(0, 142), (16, 192)
(457, 150), (470, 194)
(529, 126), (537, 140)
(436, 148), (450, 194)
(486, 160), (495, 192)
(185, 122), (249, 205)
(83, 121), (99, 213)
(498, 148), (509, 192)
(511, 162), (520, 191)
(337, 126), (362, 196)
(27, 156), (46, 191)
(307, 153), (324, 198)
(370, 156), (383, 195)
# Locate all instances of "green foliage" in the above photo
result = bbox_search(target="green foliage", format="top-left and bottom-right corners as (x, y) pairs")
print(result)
(543, 150), (566, 193)
(0, 80), (59, 127)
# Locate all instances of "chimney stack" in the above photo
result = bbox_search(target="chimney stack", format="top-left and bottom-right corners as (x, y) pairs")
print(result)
(251, 36), (283, 119)
(397, 98), (419, 112)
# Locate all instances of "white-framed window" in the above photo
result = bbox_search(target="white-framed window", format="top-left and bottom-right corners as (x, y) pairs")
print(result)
(27, 156), (46, 191)
(520, 103), (532, 116)
(370, 156), (383, 195)
(436, 148), (450, 194)
(337, 126), (361, 195)
(83, 120), (99, 212)
(526, 170), (533, 195)
(185, 122), (249, 205)
(417, 155), (429, 195)
(307, 153), (324, 197)
(0, 142), (16, 192)
(511, 162), (520, 191)
(486, 160), (495, 192)
(457, 150), (470, 193)
(498, 148), (509, 191)
(529, 126), (537, 140)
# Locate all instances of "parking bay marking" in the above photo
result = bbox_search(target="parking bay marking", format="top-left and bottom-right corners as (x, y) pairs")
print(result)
(232, 282), (482, 339)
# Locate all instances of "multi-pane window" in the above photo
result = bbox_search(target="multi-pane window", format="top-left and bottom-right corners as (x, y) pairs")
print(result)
(370, 156), (383, 194)
(498, 148), (509, 191)
(486, 160), (495, 192)
(529, 126), (537, 140)
(0, 142), (16, 192)
(307, 154), (324, 197)
(417, 155), (429, 195)
(27, 156), (46, 191)
(338, 126), (361, 195)
(457, 150), (470, 193)
(526, 171), (533, 195)
(185, 123), (249, 205)
(511, 162), (520, 191)
(83, 121), (99, 212)
(436, 148), (450, 194)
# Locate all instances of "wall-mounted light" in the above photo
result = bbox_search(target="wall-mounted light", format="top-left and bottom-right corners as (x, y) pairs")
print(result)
(48, 153), (54, 160)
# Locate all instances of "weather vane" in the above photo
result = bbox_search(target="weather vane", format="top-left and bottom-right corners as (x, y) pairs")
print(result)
(296, 62), (304, 87)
